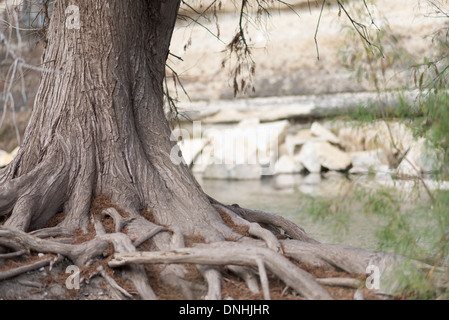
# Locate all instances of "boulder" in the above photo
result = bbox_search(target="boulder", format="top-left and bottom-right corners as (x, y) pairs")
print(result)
(200, 119), (289, 179)
(296, 141), (351, 173)
(396, 138), (443, 176)
(294, 142), (321, 173)
(315, 142), (352, 171)
(284, 132), (310, 156)
(274, 155), (303, 174)
(296, 129), (313, 141)
(349, 149), (390, 173)
(338, 122), (415, 156)
(364, 122), (414, 154)
(337, 126), (366, 152)
(310, 122), (340, 144)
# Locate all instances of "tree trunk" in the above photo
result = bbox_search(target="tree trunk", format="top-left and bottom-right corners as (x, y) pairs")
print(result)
(0, 0), (416, 301)
(0, 0), (232, 240)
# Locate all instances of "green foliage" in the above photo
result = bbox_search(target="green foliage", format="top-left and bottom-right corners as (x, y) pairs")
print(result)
(306, 181), (449, 299)
(337, 0), (449, 179)
(305, 195), (351, 234)
(414, 92), (449, 176)
(337, 1), (415, 93)
(308, 0), (449, 299)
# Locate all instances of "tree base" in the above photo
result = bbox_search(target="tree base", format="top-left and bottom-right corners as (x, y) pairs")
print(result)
(0, 193), (406, 300)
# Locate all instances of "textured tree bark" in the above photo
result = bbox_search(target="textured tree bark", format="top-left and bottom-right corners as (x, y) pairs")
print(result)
(0, 0), (231, 240)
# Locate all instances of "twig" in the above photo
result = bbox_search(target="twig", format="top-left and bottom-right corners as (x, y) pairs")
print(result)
(314, 0), (326, 60)
(97, 265), (133, 300)
(0, 255), (60, 281)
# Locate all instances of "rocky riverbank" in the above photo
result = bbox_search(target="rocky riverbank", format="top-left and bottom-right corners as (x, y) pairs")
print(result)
(173, 115), (444, 185)
(1, 101), (444, 186)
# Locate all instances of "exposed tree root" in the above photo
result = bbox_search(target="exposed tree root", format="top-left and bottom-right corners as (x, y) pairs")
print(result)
(227, 265), (260, 294)
(93, 213), (157, 300)
(197, 265), (222, 300)
(108, 243), (334, 300)
(0, 227), (109, 266)
(95, 265), (134, 300)
(0, 250), (27, 259)
(0, 255), (62, 281)
(0, 192), (438, 300)
(316, 277), (361, 289)
(210, 198), (318, 243)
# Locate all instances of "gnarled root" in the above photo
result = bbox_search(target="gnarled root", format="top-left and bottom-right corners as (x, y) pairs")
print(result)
(0, 187), (434, 300)
(108, 242), (334, 300)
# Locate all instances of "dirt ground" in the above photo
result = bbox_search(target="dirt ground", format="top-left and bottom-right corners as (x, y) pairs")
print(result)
(0, 221), (382, 301)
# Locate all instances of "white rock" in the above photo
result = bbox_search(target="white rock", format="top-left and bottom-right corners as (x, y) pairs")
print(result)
(295, 142), (321, 173)
(283, 129), (317, 156)
(237, 118), (260, 127)
(364, 122), (414, 154)
(274, 155), (303, 174)
(337, 126), (366, 152)
(315, 142), (351, 171)
(349, 149), (390, 173)
(296, 129), (313, 140)
(338, 122), (415, 155)
(284, 135), (303, 156)
(200, 120), (289, 179)
(396, 138), (443, 176)
(0, 150), (13, 168)
(296, 141), (351, 173)
(311, 122), (340, 144)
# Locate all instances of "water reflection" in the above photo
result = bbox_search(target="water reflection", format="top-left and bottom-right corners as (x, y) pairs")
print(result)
(196, 173), (402, 251)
